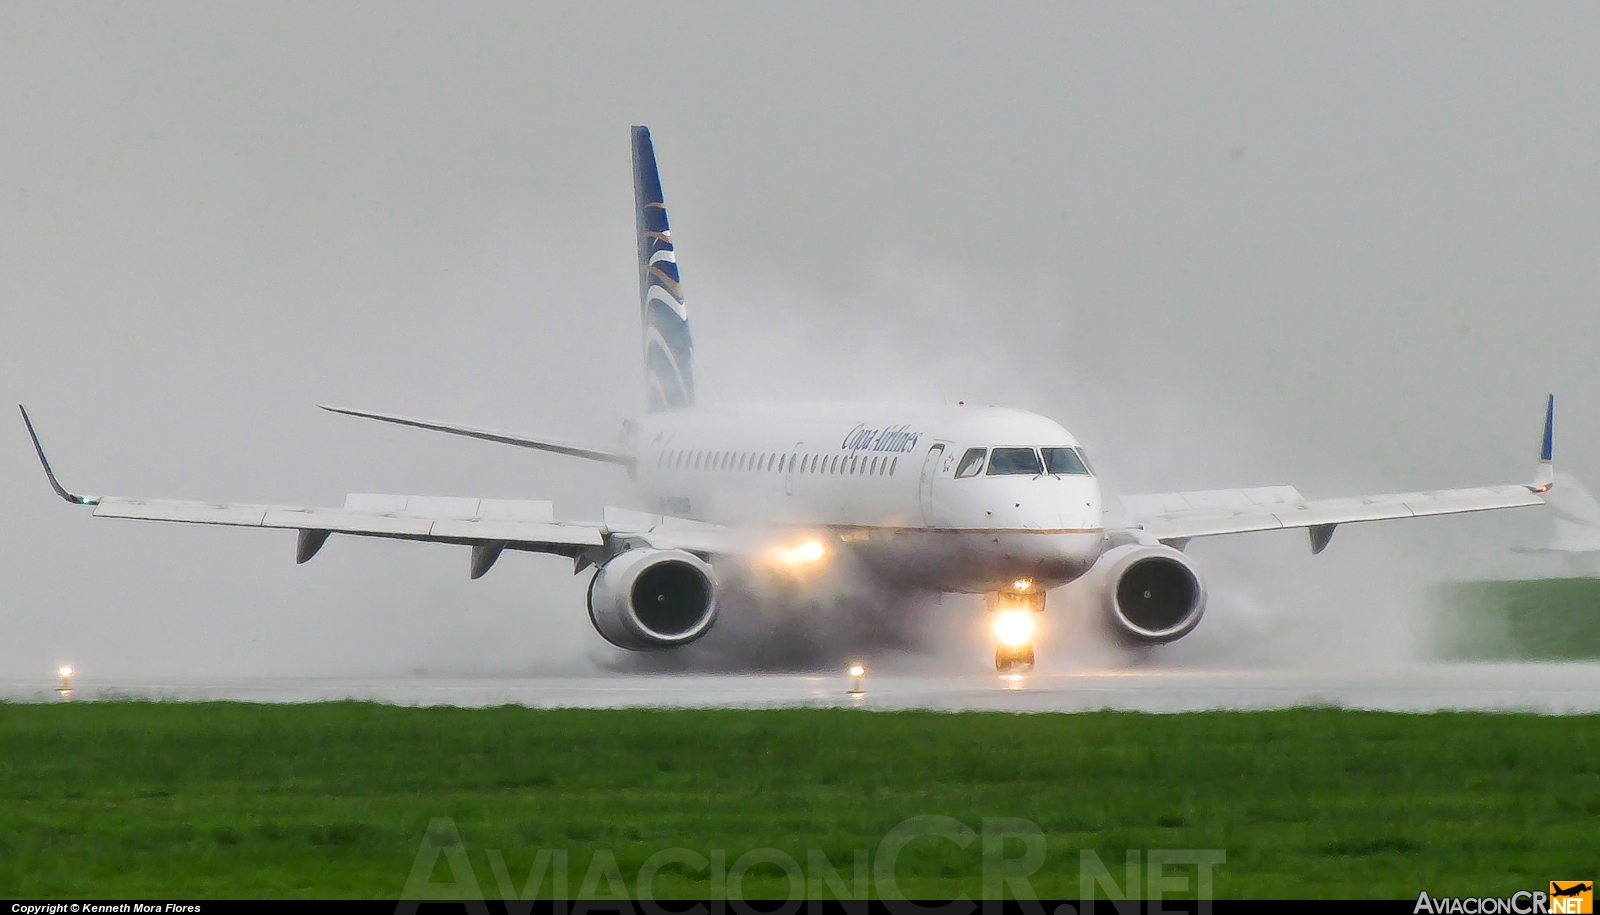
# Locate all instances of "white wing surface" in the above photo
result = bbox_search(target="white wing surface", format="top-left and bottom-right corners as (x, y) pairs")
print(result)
(1121, 483), (1544, 550)
(19, 406), (738, 578)
(1120, 396), (1555, 552)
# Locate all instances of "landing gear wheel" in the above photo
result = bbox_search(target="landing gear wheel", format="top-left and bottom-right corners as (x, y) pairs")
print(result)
(995, 644), (1036, 673)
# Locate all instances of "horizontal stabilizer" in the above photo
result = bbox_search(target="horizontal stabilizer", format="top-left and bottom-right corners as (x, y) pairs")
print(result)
(320, 405), (631, 467)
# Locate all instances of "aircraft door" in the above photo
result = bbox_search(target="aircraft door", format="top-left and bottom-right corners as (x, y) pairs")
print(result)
(918, 443), (945, 525)
(785, 442), (804, 496)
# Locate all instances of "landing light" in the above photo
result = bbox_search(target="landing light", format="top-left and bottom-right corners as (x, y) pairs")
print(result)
(768, 538), (827, 568)
(58, 666), (72, 679)
(848, 663), (866, 697)
(991, 610), (1035, 648)
(1011, 579), (1032, 592)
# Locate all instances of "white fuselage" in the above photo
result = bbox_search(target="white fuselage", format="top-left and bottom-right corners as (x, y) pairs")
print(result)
(629, 403), (1106, 593)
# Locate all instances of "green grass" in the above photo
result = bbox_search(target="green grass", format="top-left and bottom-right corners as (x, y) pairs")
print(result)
(1434, 578), (1600, 659)
(1, 702), (1596, 899)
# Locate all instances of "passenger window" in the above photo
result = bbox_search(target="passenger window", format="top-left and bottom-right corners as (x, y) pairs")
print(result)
(870, 456), (880, 475)
(1042, 447), (1090, 476)
(890, 456), (898, 475)
(954, 448), (987, 479)
(830, 455), (840, 474)
(986, 447), (1043, 476)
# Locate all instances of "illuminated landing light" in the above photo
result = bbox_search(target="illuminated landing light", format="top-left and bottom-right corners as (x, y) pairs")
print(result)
(1011, 579), (1032, 592)
(991, 610), (1035, 648)
(768, 538), (828, 570)
(848, 663), (866, 697)
(57, 665), (73, 699)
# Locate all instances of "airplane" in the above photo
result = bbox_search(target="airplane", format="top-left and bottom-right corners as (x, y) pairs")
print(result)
(20, 126), (1560, 672)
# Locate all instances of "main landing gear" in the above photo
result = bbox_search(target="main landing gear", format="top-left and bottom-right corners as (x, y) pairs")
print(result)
(988, 581), (1045, 673)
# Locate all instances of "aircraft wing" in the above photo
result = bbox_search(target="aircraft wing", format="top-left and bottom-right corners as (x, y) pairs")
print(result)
(19, 406), (743, 578)
(318, 404), (632, 467)
(1118, 396), (1556, 553)
(1120, 483), (1545, 551)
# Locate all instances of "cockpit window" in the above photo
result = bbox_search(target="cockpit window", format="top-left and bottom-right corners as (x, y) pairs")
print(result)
(986, 447), (1043, 476)
(1042, 447), (1091, 476)
(954, 447), (986, 478)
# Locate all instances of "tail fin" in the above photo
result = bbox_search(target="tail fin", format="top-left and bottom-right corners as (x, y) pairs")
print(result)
(633, 126), (696, 413)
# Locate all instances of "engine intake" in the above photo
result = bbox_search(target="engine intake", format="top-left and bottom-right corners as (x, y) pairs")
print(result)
(1091, 543), (1207, 644)
(587, 548), (718, 650)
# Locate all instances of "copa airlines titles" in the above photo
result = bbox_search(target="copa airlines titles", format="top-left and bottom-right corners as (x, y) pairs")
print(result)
(841, 423), (921, 454)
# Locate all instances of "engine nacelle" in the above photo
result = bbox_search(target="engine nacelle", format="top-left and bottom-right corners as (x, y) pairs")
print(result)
(1088, 543), (1207, 645)
(586, 548), (718, 650)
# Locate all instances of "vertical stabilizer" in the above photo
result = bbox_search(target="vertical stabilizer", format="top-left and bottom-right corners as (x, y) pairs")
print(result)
(633, 126), (696, 412)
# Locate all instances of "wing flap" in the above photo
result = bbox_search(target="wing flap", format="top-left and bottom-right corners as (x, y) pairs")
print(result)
(343, 493), (556, 523)
(428, 518), (601, 546)
(261, 508), (435, 536)
(94, 499), (271, 526)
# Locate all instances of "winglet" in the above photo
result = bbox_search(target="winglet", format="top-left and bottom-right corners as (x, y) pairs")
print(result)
(1532, 394), (1555, 493)
(18, 406), (98, 506)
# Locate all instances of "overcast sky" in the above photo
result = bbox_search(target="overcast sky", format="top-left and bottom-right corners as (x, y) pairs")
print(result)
(4, 3), (1598, 679)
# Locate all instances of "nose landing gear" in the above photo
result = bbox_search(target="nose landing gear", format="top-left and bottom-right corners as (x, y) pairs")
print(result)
(988, 582), (1044, 673)
(995, 643), (1035, 673)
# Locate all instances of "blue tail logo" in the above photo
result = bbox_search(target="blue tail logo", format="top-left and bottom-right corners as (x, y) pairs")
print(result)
(633, 126), (696, 413)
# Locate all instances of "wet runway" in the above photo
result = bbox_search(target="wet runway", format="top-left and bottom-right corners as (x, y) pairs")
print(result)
(5, 663), (1600, 713)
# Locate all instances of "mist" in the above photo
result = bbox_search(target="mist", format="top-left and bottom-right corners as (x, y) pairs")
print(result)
(3, 3), (1597, 681)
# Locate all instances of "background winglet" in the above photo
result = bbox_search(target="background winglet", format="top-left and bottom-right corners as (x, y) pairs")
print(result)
(17, 406), (97, 506)
(1533, 394), (1555, 493)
